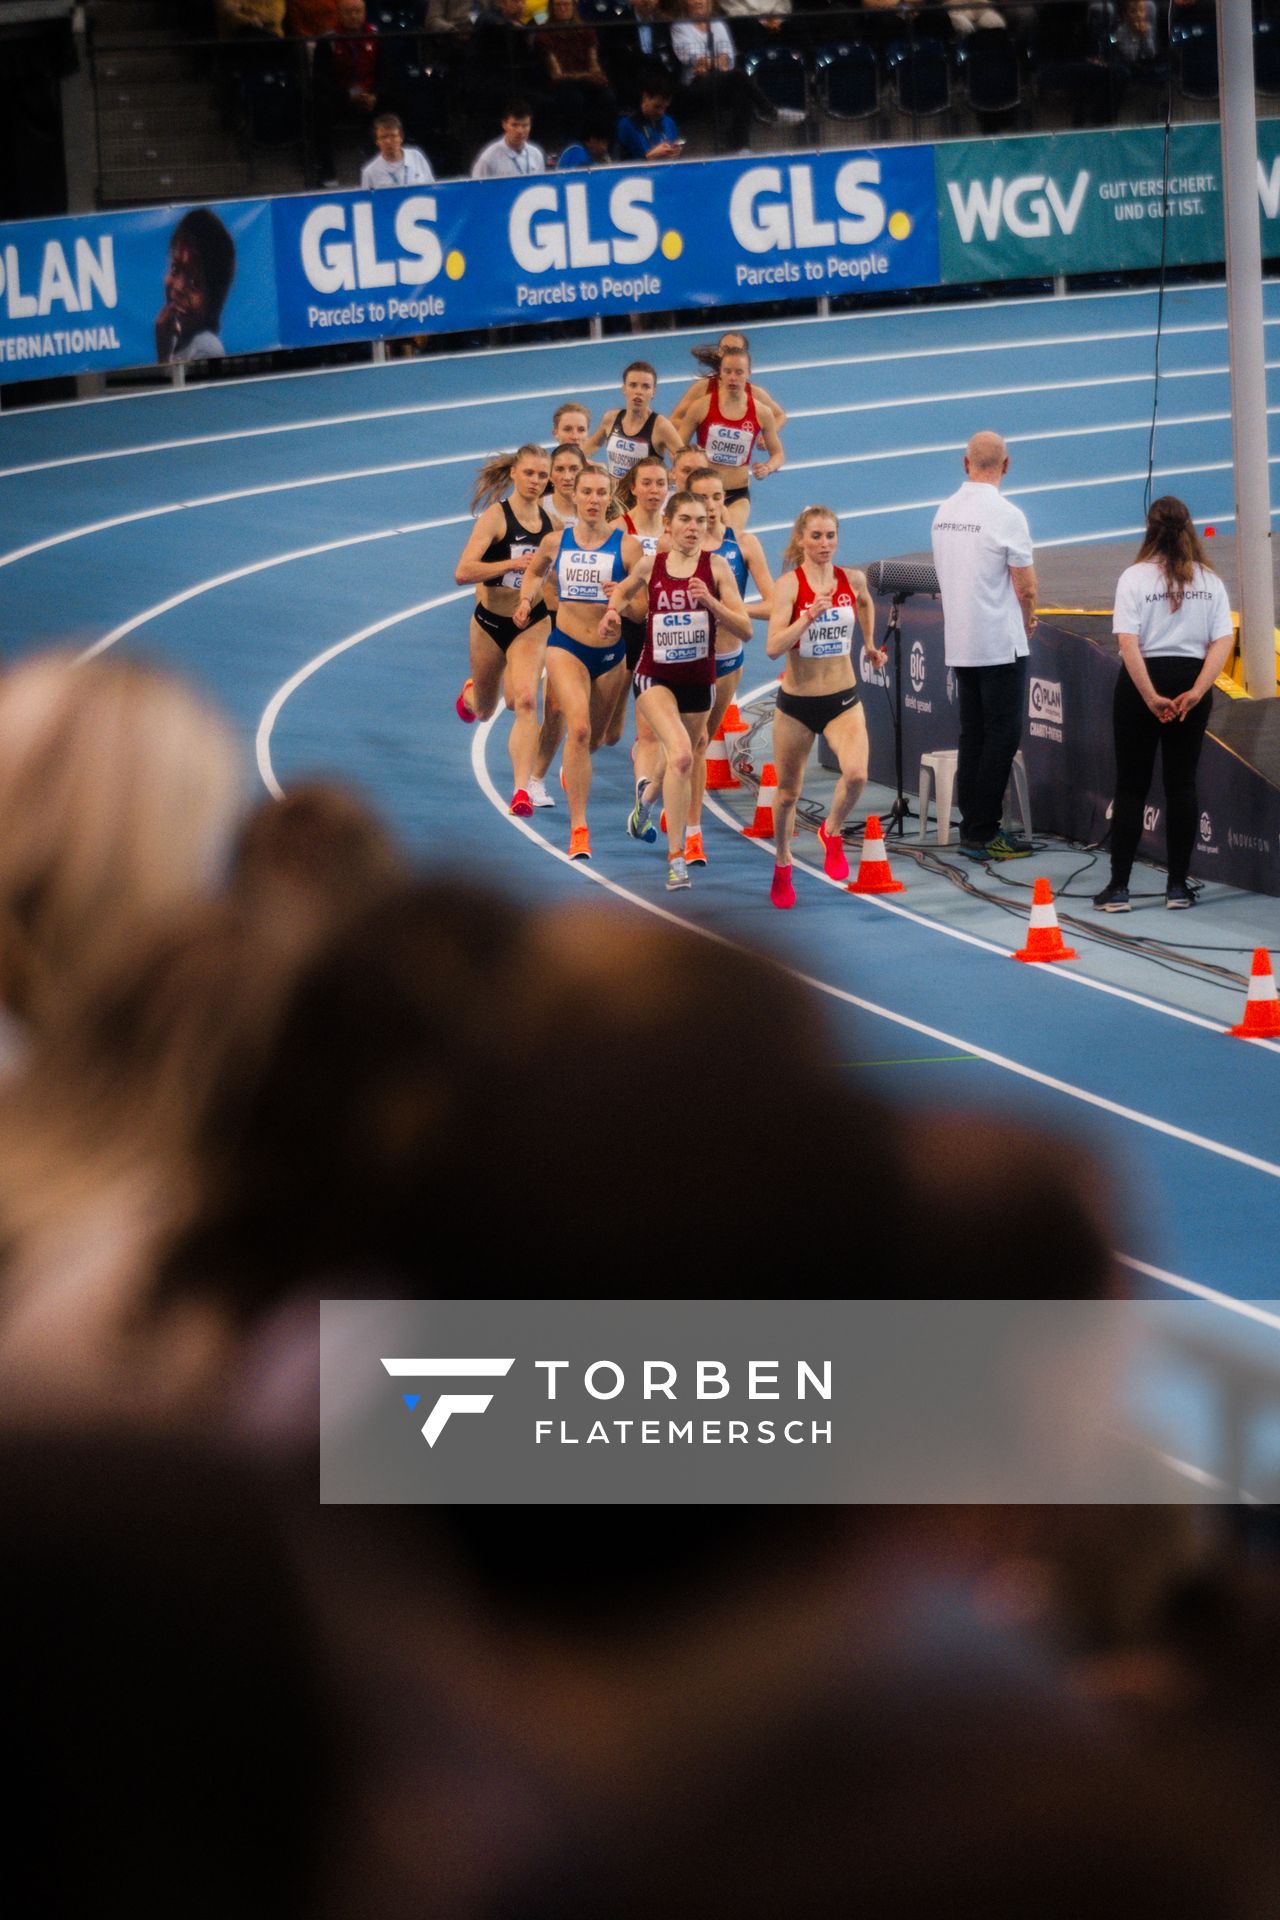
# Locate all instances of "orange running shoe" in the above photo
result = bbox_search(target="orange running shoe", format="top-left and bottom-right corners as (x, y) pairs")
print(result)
(685, 830), (707, 867)
(568, 826), (592, 861)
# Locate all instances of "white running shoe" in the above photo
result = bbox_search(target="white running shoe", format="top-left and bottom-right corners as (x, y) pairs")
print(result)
(528, 776), (554, 809)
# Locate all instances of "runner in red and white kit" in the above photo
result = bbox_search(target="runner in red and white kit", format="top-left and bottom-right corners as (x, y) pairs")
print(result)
(668, 330), (788, 440)
(684, 345), (783, 529)
(602, 491), (750, 889)
(764, 506), (885, 909)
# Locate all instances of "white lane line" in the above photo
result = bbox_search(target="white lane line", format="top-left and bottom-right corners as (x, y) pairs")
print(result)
(255, 589), (471, 796)
(1117, 1257), (1280, 1328)
(705, 679), (1280, 1051)
(75, 516), (465, 662)
(468, 705), (1280, 1176)
(0, 310), (1253, 482)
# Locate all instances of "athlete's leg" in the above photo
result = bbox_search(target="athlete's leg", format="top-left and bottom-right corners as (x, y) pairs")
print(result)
(504, 622), (550, 794)
(637, 687), (698, 858)
(687, 663), (740, 837)
(467, 618), (506, 721)
(545, 648), (594, 833)
(771, 706), (815, 870)
(820, 701), (870, 834)
(533, 674), (566, 782)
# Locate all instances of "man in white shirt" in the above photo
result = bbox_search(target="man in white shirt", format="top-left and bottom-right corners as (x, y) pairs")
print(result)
(471, 103), (547, 178)
(930, 430), (1038, 860)
(360, 114), (435, 189)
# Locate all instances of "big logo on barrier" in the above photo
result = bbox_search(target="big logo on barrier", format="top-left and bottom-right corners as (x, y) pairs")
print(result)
(382, 1355), (515, 1446)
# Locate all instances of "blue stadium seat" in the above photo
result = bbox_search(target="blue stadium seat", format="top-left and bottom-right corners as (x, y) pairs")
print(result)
(886, 34), (950, 118)
(1171, 19), (1217, 100)
(956, 27), (1020, 116)
(1255, 17), (1280, 98)
(814, 41), (879, 124)
(744, 45), (808, 121)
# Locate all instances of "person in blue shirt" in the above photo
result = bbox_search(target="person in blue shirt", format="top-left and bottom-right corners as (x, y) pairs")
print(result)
(616, 77), (683, 160)
(557, 106), (616, 167)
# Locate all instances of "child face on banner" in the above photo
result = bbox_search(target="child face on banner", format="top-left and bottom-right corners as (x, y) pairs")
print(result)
(163, 241), (209, 344)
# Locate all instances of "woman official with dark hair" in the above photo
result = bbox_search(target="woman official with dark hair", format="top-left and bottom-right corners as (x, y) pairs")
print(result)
(1093, 497), (1233, 912)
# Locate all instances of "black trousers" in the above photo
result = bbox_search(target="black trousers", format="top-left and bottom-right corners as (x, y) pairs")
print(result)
(1108, 657), (1212, 888)
(954, 656), (1027, 845)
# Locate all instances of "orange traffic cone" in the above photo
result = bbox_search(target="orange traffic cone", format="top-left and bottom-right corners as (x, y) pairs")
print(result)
(1229, 948), (1280, 1038)
(722, 702), (748, 735)
(847, 815), (905, 895)
(743, 763), (778, 839)
(704, 722), (741, 791)
(1013, 877), (1077, 964)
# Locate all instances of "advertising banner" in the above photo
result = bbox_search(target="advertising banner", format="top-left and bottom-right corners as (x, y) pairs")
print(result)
(270, 142), (939, 346)
(0, 198), (279, 379)
(936, 119), (1280, 284)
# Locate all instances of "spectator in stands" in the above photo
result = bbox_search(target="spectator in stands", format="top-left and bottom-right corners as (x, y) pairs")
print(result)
(718, 0), (792, 58)
(557, 103), (618, 167)
(313, 0), (385, 182)
(466, 0), (552, 125)
(616, 74), (683, 158)
(216, 0), (285, 38)
(360, 110), (435, 185)
(943, 0), (1005, 35)
(624, 0), (676, 74)
(670, 0), (801, 151)
(537, 0), (613, 144)
(284, 0), (338, 35)
(155, 207), (237, 364)
(472, 99), (548, 175)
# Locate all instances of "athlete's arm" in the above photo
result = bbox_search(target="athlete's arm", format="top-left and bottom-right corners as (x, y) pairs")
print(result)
(454, 504), (524, 586)
(766, 570), (806, 658)
(750, 402), (784, 483)
(653, 413), (686, 462)
(683, 394), (711, 440)
(849, 567), (888, 669)
(600, 553), (655, 639)
(513, 531), (558, 625)
(584, 411), (615, 456)
(668, 377), (705, 438)
(694, 555), (751, 641)
(753, 381), (787, 431)
(741, 532), (775, 622)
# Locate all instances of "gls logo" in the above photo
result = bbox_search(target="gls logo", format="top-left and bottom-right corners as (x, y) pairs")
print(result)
(510, 179), (658, 273)
(948, 172), (1090, 243)
(730, 160), (888, 254)
(301, 197), (444, 292)
(382, 1355), (514, 1445)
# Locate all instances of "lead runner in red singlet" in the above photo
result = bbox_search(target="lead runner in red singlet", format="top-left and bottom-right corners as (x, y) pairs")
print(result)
(602, 491), (750, 891)
(764, 506), (885, 909)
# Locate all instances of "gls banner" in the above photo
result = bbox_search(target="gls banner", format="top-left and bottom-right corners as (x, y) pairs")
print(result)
(273, 144), (938, 343)
(319, 1298), (1280, 1504)
(936, 120), (1280, 282)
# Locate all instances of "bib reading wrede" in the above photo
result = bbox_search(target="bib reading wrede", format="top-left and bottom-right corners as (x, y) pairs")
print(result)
(793, 565), (858, 658)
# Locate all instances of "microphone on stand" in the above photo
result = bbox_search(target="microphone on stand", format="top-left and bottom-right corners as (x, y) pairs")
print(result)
(866, 558), (940, 600)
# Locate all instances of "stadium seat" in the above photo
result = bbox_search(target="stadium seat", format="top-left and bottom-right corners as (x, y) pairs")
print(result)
(744, 45), (809, 122)
(1171, 19), (1217, 100)
(886, 34), (950, 118)
(1255, 17), (1280, 97)
(955, 27), (1020, 116)
(814, 41), (879, 124)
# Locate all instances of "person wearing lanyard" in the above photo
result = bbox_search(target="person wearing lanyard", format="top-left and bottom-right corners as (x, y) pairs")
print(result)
(471, 103), (547, 177)
(359, 113), (434, 188)
(1093, 496), (1234, 912)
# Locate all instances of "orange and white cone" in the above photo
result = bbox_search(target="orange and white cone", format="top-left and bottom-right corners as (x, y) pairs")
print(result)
(847, 815), (905, 895)
(1229, 948), (1280, 1038)
(1013, 877), (1077, 963)
(723, 702), (748, 736)
(704, 722), (741, 791)
(743, 763), (778, 838)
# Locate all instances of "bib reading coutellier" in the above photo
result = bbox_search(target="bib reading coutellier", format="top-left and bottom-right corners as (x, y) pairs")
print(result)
(652, 608), (711, 664)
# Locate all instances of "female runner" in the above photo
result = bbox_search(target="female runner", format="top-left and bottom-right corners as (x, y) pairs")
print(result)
(684, 344), (784, 529)
(515, 464), (642, 861)
(603, 452), (670, 750)
(670, 445), (707, 495)
(525, 442), (589, 809)
(765, 506), (885, 909)
(1093, 495), (1234, 912)
(586, 360), (684, 483)
(668, 330), (788, 440)
(551, 400), (592, 451)
(545, 442), (587, 523)
(453, 444), (553, 817)
(602, 490), (750, 890)
(682, 463), (774, 866)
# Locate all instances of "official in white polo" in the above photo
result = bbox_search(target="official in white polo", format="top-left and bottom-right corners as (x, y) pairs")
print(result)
(360, 114), (434, 189)
(930, 431), (1038, 861)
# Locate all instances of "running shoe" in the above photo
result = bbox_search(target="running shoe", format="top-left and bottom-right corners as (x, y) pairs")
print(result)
(685, 829), (707, 866)
(509, 789), (533, 817)
(560, 766), (567, 792)
(1092, 882), (1131, 912)
(528, 776), (554, 809)
(958, 840), (989, 862)
(627, 780), (657, 843)
(455, 678), (476, 725)
(770, 863), (796, 909)
(817, 822), (849, 881)
(983, 830), (1032, 861)
(667, 854), (691, 891)
(1165, 880), (1194, 910)
(568, 826), (592, 862)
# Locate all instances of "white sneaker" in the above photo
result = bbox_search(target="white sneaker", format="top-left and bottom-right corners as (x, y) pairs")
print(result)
(528, 776), (554, 809)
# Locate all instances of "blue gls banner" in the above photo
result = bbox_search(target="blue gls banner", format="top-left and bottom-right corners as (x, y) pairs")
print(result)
(0, 199), (279, 379)
(270, 142), (939, 343)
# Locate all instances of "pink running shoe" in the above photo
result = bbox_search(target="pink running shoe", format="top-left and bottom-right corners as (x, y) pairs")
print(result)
(510, 789), (534, 817)
(770, 863), (796, 909)
(455, 678), (476, 724)
(818, 823), (849, 881)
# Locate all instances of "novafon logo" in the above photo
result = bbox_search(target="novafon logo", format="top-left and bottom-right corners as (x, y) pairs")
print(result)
(382, 1356), (514, 1445)
(947, 172), (1090, 243)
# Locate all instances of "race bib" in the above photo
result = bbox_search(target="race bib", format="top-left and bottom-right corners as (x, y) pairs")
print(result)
(500, 541), (537, 592)
(797, 607), (855, 659)
(704, 421), (756, 467)
(606, 432), (647, 478)
(651, 608), (711, 664)
(559, 548), (611, 601)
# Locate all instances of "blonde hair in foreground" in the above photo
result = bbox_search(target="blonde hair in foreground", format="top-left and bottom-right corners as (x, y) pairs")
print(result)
(0, 653), (241, 1030)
